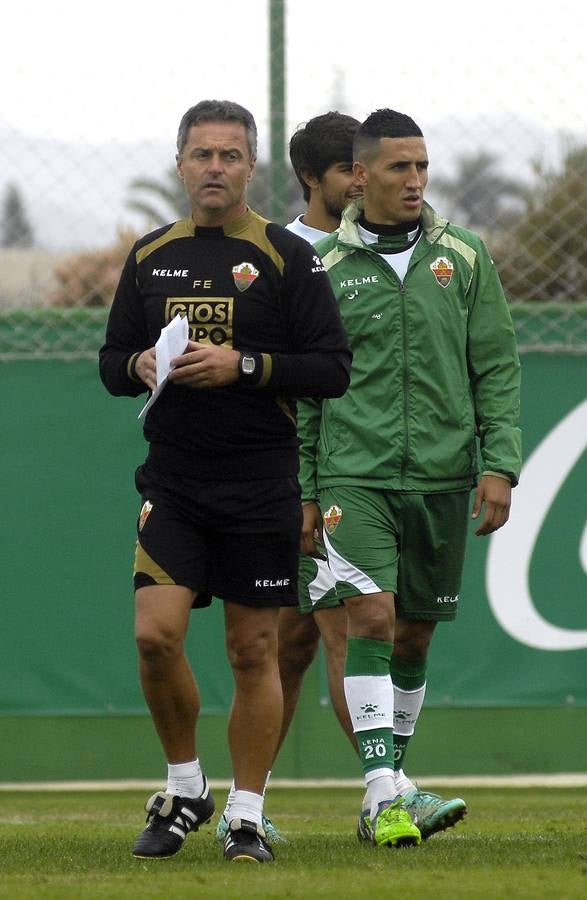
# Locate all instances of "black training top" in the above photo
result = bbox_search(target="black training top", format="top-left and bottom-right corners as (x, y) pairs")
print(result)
(99, 208), (352, 480)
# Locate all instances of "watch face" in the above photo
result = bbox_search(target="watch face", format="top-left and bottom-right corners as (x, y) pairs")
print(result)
(242, 355), (255, 375)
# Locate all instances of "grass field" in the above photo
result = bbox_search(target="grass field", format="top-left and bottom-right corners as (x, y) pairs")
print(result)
(0, 786), (585, 899)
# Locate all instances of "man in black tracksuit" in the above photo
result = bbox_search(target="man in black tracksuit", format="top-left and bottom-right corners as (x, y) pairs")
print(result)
(99, 100), (351, 864)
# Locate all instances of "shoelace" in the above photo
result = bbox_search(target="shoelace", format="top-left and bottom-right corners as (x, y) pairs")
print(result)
(409, 790), (441, 808)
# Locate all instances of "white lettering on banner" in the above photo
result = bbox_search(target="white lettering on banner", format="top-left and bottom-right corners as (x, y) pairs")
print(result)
(486, 398), (587, 651)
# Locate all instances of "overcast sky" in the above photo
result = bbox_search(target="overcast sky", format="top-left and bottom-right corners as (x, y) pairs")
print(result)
(4, 0), (586, 145)
(2, 0), (586, 249)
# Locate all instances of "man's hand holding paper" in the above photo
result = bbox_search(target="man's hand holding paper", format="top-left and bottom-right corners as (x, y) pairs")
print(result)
(168, 340), (241, 389)
(137, 315), (189, 419)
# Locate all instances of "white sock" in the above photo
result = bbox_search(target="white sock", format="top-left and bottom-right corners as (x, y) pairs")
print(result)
(222, 780), (237, 818)
(343, 674), (394, 732)
(393, 683), (426, 736)
(394, 767), (417, 796)
(228, 790), (264, 829)
(362, 789), (370, 813)
(166, 759), (204, 799)
(365, 768), (398, 820)
(262, 769), (272, 798)
(223, 771), (271, 819)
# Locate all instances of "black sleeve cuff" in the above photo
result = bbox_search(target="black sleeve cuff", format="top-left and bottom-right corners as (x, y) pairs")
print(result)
(127, 352), (142, 383)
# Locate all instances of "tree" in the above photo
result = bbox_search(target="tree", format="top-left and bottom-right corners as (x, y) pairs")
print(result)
(127, 167), (190, 227)
(1, 182), (34, 247)
(50, 227), (138, 307)
(491, 145), (587, 301)
(433, 151), (524, 231)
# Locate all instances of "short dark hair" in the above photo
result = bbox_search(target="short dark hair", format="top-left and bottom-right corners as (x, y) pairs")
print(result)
(176, 100), (257, 160)
(354, 108), (423, 162)
(289, 111), (360, 203)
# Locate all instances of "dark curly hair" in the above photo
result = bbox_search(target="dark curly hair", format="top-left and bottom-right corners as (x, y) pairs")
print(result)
(289, 111), (360, 202)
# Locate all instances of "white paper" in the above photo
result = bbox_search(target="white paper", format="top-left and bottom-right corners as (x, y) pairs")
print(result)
(138, 314), (189, 419)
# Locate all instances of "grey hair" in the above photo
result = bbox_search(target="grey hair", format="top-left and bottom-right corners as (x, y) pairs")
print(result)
(176, 100), (257, 160)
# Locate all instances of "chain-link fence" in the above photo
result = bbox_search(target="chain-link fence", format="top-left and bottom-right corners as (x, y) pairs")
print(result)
(1, 0), (586, 357)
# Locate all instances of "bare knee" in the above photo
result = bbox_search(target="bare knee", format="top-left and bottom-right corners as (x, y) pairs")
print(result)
(393, 618), (436, 661)
(135, 585), (193, 668)
(278, 611), (320, 679)
(315, 606), (347, 664)
(224, 604), (280, 683)
(345, 592), (395, 642)
(226, 628), (276, 674)
(135, 623), (184, 666)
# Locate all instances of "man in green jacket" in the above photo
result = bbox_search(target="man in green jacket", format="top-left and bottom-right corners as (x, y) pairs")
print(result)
(299, 108), (521, 848)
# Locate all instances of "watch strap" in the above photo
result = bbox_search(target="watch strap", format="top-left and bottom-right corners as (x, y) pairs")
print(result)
(238, 351), (263, 385)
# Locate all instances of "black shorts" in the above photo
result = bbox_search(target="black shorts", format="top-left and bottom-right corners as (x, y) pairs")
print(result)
(133, 463), (302, 608)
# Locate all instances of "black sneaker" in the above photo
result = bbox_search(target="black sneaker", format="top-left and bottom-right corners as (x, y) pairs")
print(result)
(223, 817), (274, 863)
(133, 778), (215, 858)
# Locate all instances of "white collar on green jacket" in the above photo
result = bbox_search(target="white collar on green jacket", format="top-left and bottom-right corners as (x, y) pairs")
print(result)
(337, 199), (449, 248)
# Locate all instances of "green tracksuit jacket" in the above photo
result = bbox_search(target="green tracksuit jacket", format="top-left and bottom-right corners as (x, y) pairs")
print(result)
(298, 200), (522, 499)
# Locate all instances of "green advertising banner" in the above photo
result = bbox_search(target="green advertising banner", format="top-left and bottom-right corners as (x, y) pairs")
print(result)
(1, 352), (585, 715)
(401, 352), (587, 708)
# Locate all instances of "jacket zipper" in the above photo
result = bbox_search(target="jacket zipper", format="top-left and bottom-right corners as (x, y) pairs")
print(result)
(339, 227), (445, 487)
(370, 250), (411, 486)
(399, 280), (409, 485)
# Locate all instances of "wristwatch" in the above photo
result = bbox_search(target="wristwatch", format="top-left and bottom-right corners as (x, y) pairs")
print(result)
(238, 352), (257, 380)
